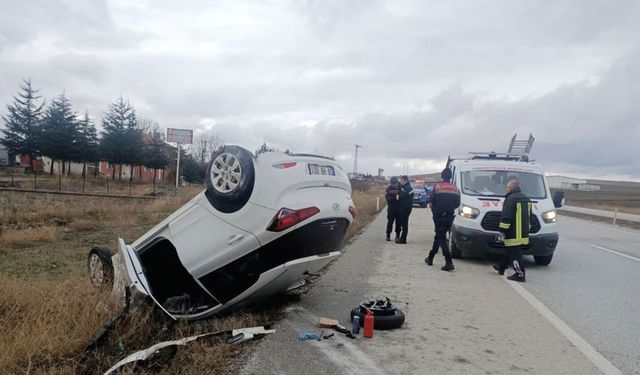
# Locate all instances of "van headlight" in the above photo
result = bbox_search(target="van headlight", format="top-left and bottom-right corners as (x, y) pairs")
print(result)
(542, 210), (557, 223)
(460, 204), (480, 219)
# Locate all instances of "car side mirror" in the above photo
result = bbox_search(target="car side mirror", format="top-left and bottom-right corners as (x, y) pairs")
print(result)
(553, 191), (565, 208)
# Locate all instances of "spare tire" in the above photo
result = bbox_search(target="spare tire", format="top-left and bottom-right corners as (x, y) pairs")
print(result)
(205, 146), (255, 213)
(350, 298), (405, 330)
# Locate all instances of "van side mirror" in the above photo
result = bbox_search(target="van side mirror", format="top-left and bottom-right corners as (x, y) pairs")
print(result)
(553, 191), (565, 208)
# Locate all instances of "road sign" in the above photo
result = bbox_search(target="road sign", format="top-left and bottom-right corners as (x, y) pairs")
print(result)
(167, 128), (193, 144)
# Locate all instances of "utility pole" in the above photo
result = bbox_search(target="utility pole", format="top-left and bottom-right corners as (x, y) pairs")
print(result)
(353, 144), (362, 176)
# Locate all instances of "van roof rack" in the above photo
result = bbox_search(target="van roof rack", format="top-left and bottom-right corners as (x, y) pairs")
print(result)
(468, 152), (529, 162)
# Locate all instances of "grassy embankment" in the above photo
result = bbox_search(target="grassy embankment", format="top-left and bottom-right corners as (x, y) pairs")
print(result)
(0, 183), (384, 374)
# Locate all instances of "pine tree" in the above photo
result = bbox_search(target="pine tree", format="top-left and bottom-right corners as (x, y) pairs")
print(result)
(1, 79), (44, 171)
(76, 111), (99, 177)
(40, 93), (79, 174)
(101, 97), (138, 180)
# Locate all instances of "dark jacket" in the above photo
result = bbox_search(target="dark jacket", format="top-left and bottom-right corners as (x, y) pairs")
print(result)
(398, 181), (414, 209)
(499, 188), (531, 247)
(385, 184), (400, 206)
(429, 181), (461, 217)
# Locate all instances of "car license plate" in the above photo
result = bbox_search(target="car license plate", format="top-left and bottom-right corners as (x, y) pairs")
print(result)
(308, 163), (336, 176)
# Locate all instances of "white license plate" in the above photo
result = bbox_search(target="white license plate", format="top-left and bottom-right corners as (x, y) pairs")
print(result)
(308, 163), (336, 176)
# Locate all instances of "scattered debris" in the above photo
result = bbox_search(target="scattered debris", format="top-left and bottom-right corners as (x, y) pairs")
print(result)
(322, 333), (334, 340)
(299, 332), (319, 341)
(317, 317), (339, 328)
(103, 326), (275, 375)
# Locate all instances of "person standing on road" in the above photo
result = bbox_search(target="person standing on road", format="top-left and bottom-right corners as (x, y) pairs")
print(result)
(493, 179), (531, 282)
(396, 175), (414, 244)
(425, 168), (460, 271)
(385, 176), (401, 241)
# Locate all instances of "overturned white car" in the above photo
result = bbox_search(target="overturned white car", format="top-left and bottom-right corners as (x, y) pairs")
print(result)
(88, 146), (355, 320)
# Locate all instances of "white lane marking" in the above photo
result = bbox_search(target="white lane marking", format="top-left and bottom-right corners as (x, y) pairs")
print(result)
(505, 279), (623, 375)
(560, 215), (640, 237)
(591, 244), (640, 263)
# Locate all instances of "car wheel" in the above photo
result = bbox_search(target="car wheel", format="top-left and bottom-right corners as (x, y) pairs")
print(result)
(88, 246), (114, 288)
(534, 254), (553, 266)
(449, 231), (462, 258)
(205, 145), (255, 213)
(350, 307), (405, 330)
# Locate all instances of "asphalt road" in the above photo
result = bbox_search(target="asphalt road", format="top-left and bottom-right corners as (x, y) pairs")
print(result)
(238, 210), (610, 375)
(520, 216), (640, 374)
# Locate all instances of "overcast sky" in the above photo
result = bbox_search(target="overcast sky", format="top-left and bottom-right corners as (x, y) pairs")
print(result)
(1, 0), (639, 180)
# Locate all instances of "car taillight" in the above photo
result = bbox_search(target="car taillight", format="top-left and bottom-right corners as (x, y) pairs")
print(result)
(272, 162), (297, 169)
(267, 207), (320, 232)
(348, 205), (357, 219)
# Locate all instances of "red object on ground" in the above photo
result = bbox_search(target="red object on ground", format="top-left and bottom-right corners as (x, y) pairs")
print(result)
(363, 310), (374, 338)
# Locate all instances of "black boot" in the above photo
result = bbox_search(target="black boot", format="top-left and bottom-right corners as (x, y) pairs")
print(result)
(441, 257), (454, 272)
(386, 234), (391, 241)
(425, 252), (435, 266)
(395, 233), (400, 241)
(492, 264), (505, 275)
(507, 273), (526, 282)
(441, 263), (454, 272)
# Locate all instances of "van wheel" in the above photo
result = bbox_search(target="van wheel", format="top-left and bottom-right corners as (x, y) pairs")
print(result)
(88, 246), (114, 288)
(449, 232), (462, 258)
(534, 255), (553, 265)
(205, 146), (255, 213)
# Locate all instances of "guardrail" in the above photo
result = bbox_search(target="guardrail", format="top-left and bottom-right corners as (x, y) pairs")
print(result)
(559, 205), (640, 224)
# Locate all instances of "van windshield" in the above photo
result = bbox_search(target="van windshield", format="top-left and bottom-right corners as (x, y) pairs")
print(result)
(460, 170), (547, 199)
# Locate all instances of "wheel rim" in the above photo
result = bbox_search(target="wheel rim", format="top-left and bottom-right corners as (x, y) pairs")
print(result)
(210, 152), (242, 193)
(89, 254), (104, 285)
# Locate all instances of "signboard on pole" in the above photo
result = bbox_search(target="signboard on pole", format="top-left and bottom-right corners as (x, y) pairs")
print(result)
(166, 128), (193, 193)
(167, 128), (193, 144)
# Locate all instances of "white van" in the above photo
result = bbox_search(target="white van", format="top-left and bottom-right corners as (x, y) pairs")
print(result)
(447, 152), (560, 265)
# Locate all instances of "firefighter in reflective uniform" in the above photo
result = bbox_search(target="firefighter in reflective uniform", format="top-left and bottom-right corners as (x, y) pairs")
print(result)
(396, 175), (414, 244)
(425, 168), (460, 271)
(385, 176), (401, 241)
(493, 179), (531, 282)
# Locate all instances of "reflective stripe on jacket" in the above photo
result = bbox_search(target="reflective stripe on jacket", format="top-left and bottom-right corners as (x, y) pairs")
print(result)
(499, 189), (532, 247)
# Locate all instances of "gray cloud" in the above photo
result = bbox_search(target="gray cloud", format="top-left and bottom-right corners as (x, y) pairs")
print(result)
(1, 0), (639, 179)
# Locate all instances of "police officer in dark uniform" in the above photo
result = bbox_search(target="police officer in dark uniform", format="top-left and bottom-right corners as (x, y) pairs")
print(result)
(492, 179), (530, 282)
(425, 168), (460, 271)
(385, 176), (401, 241)
(395, 175), (414, 244)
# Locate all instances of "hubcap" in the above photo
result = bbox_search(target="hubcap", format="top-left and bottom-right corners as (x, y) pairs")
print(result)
(89, 254), (104, 285)
(211, 152), (242, 193)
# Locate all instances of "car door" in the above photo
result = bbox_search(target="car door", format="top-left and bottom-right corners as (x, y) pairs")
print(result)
(167, 203), (260, 280)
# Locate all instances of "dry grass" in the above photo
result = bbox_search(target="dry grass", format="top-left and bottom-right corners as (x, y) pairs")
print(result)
(346, 187), (386, 241)
(0, 184), (383, 374)
(1, 225), (59, 246)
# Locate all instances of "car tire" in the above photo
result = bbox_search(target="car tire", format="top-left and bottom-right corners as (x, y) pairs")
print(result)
(88, 246), (114, 288)
(534, 254), (553, 266)
(449, 231), (462, 258)
(350, 307), (405, 330)
(205, 145), (255, 213)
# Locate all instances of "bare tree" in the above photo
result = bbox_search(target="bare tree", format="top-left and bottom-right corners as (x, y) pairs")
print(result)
(190, 131), (223, 165)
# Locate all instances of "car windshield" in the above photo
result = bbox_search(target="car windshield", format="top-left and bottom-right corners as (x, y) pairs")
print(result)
(460, 170), (547, 199)
(411, 183), (424, 191)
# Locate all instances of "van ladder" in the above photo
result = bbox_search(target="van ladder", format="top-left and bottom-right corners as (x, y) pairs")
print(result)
(507, 133), (535, 155)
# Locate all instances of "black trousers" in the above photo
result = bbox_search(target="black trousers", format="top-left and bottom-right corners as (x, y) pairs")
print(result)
(429, 214), (454, 262)
(386, 205), (401, 236)
(499, 245), (526, 275)
(399, 206), (412, 241)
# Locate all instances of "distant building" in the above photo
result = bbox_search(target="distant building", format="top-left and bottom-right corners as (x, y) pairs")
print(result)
(547, 175), (600, 191)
